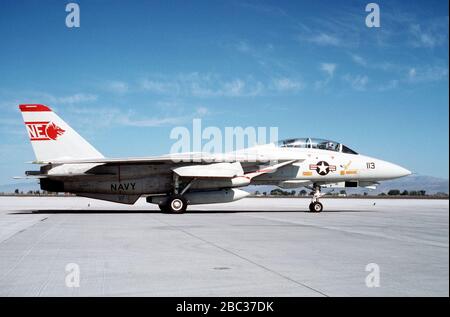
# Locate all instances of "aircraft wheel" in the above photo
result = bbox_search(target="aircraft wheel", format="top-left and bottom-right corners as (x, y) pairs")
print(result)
(310, 202), (323, 213)
(166, 195), (187, 214)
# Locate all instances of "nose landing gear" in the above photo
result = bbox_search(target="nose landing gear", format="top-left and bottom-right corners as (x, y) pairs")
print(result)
(309, 185), (324, 213)
(309, 201), (323, 212)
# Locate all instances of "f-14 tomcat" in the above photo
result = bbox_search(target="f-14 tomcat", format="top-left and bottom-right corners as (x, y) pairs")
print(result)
(18, 104), (411, 213)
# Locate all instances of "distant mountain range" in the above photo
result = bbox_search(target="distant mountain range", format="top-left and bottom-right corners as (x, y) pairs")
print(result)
(0, 175), (448, 195)
(367, 175), (449, 195)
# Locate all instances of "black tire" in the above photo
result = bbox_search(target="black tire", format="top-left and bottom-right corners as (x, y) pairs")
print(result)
(311, 202), (323, 213)
(166, 195), (187, 214)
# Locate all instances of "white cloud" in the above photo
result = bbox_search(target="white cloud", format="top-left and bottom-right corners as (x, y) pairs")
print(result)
(408, 68), (417, 80)
(320, 63), (337, 77)
(230, 39), (282, 73)
(118, 105), (210, 127)
(139, 73), (266, 98)
(409, 23), (448, 48)
(195, 106), (209, 116)
(26, 92), (98, 105)
(377, 79), (399, 91)
(0, 92), (97, 112)
(221, 79), (264, 97)
(350, 54), (367, 67)
(140, 79), (180, 94)
(235, 40), (251, 53)
(271, 78), (305, 92)
(343, 74), (369, 91)
(55, 93), (97, 104)
(119, 116), (184, 127)
(222, 79), (246, 96)
(375, 65), (448, 91)
(315, 63), (337, 89)
(307, 33), (341, 46)
(105, 81), (129, 94)
(67, 104), (209, 128)
(406, 66), (449, 83)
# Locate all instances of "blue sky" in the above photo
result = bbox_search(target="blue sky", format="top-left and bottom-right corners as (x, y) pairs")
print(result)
(0, 0), (448, 185)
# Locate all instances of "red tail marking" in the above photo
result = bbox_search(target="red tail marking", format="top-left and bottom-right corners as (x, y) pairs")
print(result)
(46, 122), (65, 140)
(19, 104), (52, 112)
(25, 121), (65, 141)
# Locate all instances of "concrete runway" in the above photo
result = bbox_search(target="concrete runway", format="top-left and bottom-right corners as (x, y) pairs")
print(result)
(0, 196), (448, 296)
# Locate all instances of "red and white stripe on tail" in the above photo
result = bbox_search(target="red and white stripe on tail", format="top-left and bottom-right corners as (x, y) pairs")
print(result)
(19, 104), (104, 162)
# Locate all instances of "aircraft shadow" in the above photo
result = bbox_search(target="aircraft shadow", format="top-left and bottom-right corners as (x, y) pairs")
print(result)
(10, 209), (375, 215)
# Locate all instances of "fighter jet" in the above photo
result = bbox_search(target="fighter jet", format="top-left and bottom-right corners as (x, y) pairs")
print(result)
(17, 104), (411, 213)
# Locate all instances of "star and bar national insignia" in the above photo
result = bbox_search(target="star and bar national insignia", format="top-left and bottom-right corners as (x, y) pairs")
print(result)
(309, 161), (336, 176)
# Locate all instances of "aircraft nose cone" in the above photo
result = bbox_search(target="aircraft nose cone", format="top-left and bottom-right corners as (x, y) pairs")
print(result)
(397, 165), (412, 177)
(387, 162), (412, 179)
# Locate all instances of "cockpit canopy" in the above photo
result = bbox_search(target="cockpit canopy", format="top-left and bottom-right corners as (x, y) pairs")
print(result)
(276, 138), (358, 154)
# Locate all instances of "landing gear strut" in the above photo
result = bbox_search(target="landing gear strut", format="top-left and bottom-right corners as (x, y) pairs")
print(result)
(309, 184), (324, 213)
(158, 175), (194, 214)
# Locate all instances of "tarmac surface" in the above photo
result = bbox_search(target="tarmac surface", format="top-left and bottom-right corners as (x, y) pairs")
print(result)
(0, 196), (448, 296)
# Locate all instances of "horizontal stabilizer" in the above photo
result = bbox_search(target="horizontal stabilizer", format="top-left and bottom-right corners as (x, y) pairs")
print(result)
(13, 175), (47, 179)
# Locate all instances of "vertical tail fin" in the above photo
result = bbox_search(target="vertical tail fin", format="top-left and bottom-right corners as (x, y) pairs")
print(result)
(19, 104), (104, 162)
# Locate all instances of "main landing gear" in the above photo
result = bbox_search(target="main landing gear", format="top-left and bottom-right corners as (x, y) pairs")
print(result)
(159, 195), (188, 214)
(158, 175), (193, 214)
(309, 184), (324, 213)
